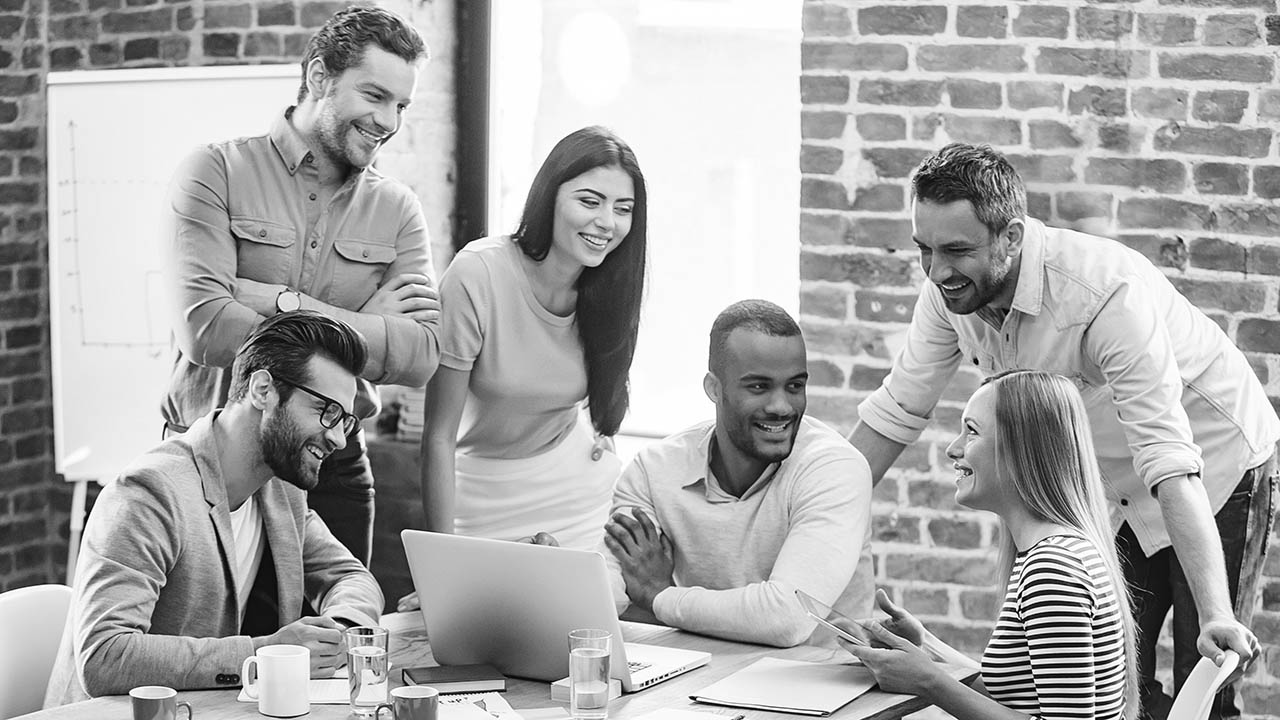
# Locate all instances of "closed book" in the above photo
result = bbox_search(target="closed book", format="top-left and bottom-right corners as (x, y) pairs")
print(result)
(403, 664), (507, 693)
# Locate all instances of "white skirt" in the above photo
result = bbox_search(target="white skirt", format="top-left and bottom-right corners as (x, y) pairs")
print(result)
(453, 418), (620, 550)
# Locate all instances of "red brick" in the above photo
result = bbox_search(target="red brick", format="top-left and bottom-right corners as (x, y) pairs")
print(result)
(300, 1), (346, 28)
(945, 79), (1000, 109)
(8, 376), (42, 404)
(956, 5), (1007, 38)
(917, 45), (1026, 73)
(1204, 14), (1262, 46)
(809, 359), (844, 388)
(862, 147), (931, 178)
(48, 46), (81, 70)
(1253, 166), (1280, 199)
(858, 79), (943, 107)
(47, 15), (95, 40)
(802, 3), (851, 37)
(908, 479), (963, 512)
(1076, 8), (1134, 41)
(929, 518), (982, 549)
(1192, 90), (1248, 123)
(802, 42), (908, 72)
(0, 181), (36, 203)
(1098, 123), (1144, 152)
(160, 36), (190, 62)
(202, 32), (240, 58)
(1036, 48), (1148, 79)
(1192, 163), (1248, 195)
(802, 110), (845, 140)
(1153, 124), (1272, 158)
(902, 587), (949, 615)
(89, 42), (121, 66)
(912, 113), (941, 142)
(1056, 191), (1113, 222)
(850, 364), (891, 392)
(873, 513), (920, 544)
(284, 32), (310, 57)
(801, 212), (851, 246)
(851, 218), (913, 251)
(101, 8), (172, 33)
(855, 113), (905, 141)
(204, 2), (251, 28)
(1267, 14), (1280, 45)
(1239, 319), (1280, 354)
(961, 589), (1001, 620)
(1187, 237), (1248, 272)
(0, 15), (22, 39)
(1155, 0), (1273, 8)
(850, 184), (903, 212)
(1068, 85), (1128, 116)
(1029, 120), (1081, 149)
(1261, 90), (1280, 120)
(803, 322), (896, 359)
(1215, 203), (1280, 237)
(1159, 53), (1273, 82)
(1117, 198), (1213, 231)
(801, 178), (849, 210)
(123, 37), (159, 60)
(943, 115), (1020, 146)
(885, 552), (991, 584)
(801, 145), (843, 175)
(1246, 354), (1269, 386)
(255, 1), (294, 26)
(800, 285), (848, 320)
(1246, 242), (1280, 275)
(800, 249), (916, 287)
(801, 75), (849, 105)
(1005, 154), (1074, 183)
(1085, 158), (1186, 193)
(1172, 277), (1268, 314)
(1131, 87), (1187, 120)
(855, 290), (917, 324)
(858, 5), (947, 36)
(1138, 13), (1196, 45)
(1013, 5), (1069, 39)
(804, 394), (859, 431)
(1007, 80), (1062, 110)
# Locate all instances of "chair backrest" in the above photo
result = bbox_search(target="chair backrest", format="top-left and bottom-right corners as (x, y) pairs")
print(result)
(0, 584), (74, 719)
(1167, 650), (1240, 720)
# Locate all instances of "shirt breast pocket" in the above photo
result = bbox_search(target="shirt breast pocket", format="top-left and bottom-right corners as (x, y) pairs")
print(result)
(956, 338), (997, 372)
(332, 237), (397, 300)
(231, 217), (296, 283)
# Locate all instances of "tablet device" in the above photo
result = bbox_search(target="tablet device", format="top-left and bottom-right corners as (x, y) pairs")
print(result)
(795, 589), (870, 647)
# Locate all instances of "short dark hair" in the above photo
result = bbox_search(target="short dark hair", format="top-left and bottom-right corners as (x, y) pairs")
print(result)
(227, 310), (367, 404)
(297, 5), (428, 102)
(708, 300), (802, 379)
(911, 143), (1027, 237)
(513, 126), (648, 437)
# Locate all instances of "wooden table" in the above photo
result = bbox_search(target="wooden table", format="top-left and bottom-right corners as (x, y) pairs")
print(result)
(22, 613), (973, 720)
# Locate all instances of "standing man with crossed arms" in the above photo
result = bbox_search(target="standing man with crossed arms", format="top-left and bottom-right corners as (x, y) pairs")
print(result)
(851, 143), (1277, 720)
(162, 6), (440, 565)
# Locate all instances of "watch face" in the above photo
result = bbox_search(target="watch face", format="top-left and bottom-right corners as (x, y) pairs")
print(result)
(277, 291), (301, 313)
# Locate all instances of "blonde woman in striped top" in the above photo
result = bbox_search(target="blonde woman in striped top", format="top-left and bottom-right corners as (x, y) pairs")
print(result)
(846, 370), (1138, 720)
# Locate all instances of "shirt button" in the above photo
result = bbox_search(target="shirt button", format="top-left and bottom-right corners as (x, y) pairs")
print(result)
(1120, 499), (1129, 506)
(309, 193), (317, 201)
(310, 240), (318, 249)
(972, 357), (979, 365)
(362, 250), (369, 258)
(258, 230), (267, 238)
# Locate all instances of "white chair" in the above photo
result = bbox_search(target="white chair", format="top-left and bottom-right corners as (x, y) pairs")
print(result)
(0, 584), (73, 719)
(1166, 649), (1240, 720)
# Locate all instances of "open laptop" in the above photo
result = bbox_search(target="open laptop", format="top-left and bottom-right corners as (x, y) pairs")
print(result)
(402, 530), (710, 692)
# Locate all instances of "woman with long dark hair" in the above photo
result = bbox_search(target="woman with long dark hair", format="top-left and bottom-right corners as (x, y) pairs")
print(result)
(846, 370), (1138, 720)
(418, 126), (647, 549)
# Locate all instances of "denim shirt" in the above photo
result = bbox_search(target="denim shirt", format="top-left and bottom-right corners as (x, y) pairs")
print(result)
(162, 108), (440, 428)
(860, 218), (1279, 555)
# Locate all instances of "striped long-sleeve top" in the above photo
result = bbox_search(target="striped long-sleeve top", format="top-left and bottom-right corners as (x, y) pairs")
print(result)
(981, 534), (1127, 720)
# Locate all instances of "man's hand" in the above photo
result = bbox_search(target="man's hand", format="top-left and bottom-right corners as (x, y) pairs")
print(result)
(360, 273), (440, 323)
(257, 616), (346, 677)
(397, 591), (420, 612)
(1198, 615), (1261, 682)
(603, 509), (674, 613)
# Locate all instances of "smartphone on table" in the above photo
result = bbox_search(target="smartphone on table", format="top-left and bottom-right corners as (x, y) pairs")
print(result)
(794, 589), (871, 647)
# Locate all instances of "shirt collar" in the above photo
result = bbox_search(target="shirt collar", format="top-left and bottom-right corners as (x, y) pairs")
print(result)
(1009, 216), (1047, 316)
(682, 426), (781, 502)
(269, 107), (315, 176)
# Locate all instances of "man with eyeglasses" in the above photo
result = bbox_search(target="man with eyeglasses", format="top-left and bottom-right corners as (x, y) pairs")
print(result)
(46, 312), (383, 705)
(161, 6), (441, 565)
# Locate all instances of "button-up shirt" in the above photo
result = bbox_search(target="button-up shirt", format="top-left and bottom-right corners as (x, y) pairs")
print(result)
(162, 108), (439, 427)
(860, 218), (1279, 556)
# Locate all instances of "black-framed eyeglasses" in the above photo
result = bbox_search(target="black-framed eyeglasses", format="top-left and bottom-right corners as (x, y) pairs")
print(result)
(276, 378), (359, 436)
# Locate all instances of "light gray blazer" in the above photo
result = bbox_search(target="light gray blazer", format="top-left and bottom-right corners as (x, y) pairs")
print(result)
(45, 412), (383, 706)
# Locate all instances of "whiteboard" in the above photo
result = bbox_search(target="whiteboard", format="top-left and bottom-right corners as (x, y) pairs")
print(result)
(47, 65), (298, 481)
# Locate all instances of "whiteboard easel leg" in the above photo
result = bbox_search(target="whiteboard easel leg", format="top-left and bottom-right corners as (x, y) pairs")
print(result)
(66, 478), (87, 585)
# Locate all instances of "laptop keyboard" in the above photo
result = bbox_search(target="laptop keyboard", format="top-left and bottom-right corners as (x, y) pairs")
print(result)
(628, 660), (652, 672)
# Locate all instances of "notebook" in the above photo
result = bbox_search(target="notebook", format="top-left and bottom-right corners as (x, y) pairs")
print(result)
(402, 530), (711, 692)
(689, 657), (875, 716)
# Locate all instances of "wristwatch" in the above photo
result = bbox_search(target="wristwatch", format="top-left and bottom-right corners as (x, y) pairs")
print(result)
(275, 289), (302, 314)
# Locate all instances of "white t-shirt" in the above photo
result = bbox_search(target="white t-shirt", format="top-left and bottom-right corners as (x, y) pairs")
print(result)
(229, 494), (266, 623)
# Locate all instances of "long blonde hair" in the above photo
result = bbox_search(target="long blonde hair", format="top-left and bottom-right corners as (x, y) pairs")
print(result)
(986, 370), (1138, 720)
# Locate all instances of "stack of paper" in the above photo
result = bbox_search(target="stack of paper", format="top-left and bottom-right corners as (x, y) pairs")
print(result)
(689, 657), (876, 717)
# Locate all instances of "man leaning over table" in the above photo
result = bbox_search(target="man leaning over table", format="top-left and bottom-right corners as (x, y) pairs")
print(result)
(601, 299), (874, 648)
(45, 312), (383, 706)
(848, 143), (1278, 720)
(161, 5), (441, 566)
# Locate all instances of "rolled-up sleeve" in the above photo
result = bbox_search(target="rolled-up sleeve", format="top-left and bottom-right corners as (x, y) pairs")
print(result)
(858, 284), (963, 445)
(372, 192), (439, 386)
(1082, 280), (1203, 493)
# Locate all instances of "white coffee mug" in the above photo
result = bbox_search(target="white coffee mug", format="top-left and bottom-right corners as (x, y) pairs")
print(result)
(241, 644), (310, 717)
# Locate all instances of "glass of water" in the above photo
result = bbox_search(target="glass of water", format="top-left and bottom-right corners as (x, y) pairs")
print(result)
(347, 626), (389, 717)
(568, 628), (612, 720)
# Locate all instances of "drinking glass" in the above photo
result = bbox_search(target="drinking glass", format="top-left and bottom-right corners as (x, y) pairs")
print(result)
(347, 626), (390, 717)
(568, 628), (611, 720)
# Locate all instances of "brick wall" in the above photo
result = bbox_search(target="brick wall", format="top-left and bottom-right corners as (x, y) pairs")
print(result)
(799, 0), (1280, 716)
(0, 0), (454, 592)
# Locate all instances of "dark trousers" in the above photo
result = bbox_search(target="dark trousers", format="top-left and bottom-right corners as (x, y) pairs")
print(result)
(163, 422), (376, 567)
(1117, 454), (1277, 720)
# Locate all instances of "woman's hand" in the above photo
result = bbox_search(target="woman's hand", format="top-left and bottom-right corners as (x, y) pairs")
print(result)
(843, 621), (946, 696)
(872, 588), (925, 647)
(397, 591), (420, 612)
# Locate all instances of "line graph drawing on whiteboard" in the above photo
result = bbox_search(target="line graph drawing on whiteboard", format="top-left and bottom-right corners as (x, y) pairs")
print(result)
(55, 118), (170, 355)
